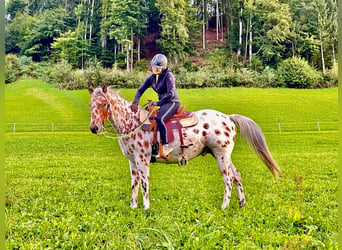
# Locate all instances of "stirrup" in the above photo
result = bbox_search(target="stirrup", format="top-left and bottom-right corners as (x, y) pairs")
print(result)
(156, 145), (173, 159)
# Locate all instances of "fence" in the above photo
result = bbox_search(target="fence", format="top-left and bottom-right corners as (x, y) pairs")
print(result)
(5, 121), (338, 133)
(6, 123), (89, 133)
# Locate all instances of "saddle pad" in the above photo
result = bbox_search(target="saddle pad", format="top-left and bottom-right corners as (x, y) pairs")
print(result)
(140, 109), (198, 129)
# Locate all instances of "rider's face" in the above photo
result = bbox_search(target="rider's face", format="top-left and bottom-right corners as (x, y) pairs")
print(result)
(152, 67), (162, 75)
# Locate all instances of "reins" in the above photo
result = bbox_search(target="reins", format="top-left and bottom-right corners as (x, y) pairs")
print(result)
(100, 103), (156, 140)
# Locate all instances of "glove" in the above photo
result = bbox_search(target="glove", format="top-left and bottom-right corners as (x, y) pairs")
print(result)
(130, 103), (139, 113)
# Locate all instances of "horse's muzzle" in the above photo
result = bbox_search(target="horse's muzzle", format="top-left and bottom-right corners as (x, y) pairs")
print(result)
(89, 125), (99, 134)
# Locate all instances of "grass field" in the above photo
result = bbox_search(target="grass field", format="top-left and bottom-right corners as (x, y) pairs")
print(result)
(5, 80), (338, 248)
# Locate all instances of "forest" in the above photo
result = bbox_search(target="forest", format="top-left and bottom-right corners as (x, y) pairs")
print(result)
(5, 0), (338, 89)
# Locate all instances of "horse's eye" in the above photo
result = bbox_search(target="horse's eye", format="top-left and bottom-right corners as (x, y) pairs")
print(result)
(102, 103), (108, 108)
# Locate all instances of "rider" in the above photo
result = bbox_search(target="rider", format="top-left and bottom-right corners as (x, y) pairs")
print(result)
(130, 54), (180, 156)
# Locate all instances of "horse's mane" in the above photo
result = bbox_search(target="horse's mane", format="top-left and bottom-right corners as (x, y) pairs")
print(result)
(105, 86), (131, 105)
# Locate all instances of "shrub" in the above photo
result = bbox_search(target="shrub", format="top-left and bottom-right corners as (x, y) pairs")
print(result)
(278, 57), (320, 88)
(5, 54), (21, 83)
(47, 60), (73, 89)
(183, 60), (199, 72)
(257, 66), (280, 87)
(83, 58), (103, 85)
(134, 59), (149, 72)
(234, 68), (258, 87)
(323, 63), (338, 87)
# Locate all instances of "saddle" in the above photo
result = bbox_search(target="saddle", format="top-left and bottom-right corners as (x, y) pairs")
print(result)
(140, 105), (198, 163)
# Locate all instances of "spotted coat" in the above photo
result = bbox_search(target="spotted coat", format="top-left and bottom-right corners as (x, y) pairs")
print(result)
(88, 85), (281, 210)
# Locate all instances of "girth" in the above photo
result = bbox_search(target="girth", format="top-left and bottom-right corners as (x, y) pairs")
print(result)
(140, 105), (198, 162)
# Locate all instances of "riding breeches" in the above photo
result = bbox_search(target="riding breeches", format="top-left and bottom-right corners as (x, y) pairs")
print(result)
(155, 102), (180, 145)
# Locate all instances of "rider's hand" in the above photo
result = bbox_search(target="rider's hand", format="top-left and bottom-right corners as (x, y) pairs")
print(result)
(130, 103), (139, 113)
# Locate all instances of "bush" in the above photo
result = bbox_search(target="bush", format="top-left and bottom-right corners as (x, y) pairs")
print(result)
(323, 63), (338, 87)
(134, 59), (149, 72)
(83, 58), (103, 85)
(234, 68), (258, 87)
(5, 54), (21, 83)
(256, 66), (280, 87)
(47, 60), (73, 89)
(278, 57), (321, 89)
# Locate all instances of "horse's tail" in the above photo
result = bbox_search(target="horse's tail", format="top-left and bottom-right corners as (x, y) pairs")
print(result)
(229, 114), (282, 179)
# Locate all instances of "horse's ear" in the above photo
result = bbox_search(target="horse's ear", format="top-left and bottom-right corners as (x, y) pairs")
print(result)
(88, 83), (94, 94)
(101, 83), (107, 94)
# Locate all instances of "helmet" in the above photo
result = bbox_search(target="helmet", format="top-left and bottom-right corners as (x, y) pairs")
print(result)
(151, 54), (168, 69)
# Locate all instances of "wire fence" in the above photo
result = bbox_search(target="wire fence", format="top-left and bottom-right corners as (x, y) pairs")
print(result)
(5, 121), (338, 133)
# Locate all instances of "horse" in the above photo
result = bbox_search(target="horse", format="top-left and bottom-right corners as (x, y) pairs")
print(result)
(88, 84), (282, 210)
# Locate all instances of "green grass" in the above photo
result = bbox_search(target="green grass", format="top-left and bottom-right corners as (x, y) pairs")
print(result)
(5, 80), (338, 248)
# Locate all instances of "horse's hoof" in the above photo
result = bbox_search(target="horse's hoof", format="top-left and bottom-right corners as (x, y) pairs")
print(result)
(130, 203), (138, 209)
(239, 199), (246, 208)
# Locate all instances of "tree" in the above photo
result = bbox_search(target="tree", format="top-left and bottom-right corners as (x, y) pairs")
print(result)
(156, 0), (197, 63)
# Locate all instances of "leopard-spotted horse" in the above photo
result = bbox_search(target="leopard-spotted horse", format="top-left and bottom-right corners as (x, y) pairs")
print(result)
(88, 84), (282, 210)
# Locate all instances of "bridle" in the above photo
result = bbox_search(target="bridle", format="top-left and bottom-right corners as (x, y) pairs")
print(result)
(99, 100), (157, 140)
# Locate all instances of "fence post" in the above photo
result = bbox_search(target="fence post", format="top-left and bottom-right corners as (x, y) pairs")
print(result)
(278, 123), (281, 133)
(317, 122), (320, 132)
(13, 123), (15, 133)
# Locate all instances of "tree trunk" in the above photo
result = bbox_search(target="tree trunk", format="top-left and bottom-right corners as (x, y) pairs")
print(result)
(245, 21), (248, 60)
(249, 16), (252, 63)
(202, 0), (206, 49)
(238, 5), (243, 58)
(126, 44), (130, 73)
(332, 43), (336, 65)
(89, 0), (95, 44)
(131, 30), (134, 72)
(216, 0), (219, 40)
(138, 37), (141, 61)
(320, 30), (326, 75)
(114, 43), (117, 67)
(220, 0), (224, 41)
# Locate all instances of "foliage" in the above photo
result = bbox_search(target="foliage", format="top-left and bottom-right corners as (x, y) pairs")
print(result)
(133, 59), (149, 72)
(5, 54), (21, 83)
(277, 56), (321, 88)
(4, 80), (338, 248)
(5, 0), (338, 79)
(323, 63), (338, 88)
(256, 66), (280, 88)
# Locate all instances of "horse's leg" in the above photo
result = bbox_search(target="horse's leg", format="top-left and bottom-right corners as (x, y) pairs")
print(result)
(216, 154), (234, 210)
(231, 162), (246, 208)
(138, 165), (150, 209)
(129, 160), (140, 208)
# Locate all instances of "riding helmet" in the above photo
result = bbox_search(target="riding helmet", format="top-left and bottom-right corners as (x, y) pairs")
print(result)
(151, 54), (168, 69)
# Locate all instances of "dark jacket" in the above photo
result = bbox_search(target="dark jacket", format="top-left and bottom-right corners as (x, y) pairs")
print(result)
(133, 68), (180, 106)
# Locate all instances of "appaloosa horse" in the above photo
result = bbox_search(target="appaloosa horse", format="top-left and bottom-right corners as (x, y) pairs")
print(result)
(88, 84), (281, 210)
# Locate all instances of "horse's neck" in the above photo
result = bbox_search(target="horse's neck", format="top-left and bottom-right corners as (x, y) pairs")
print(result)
(108, 93), (140, 134)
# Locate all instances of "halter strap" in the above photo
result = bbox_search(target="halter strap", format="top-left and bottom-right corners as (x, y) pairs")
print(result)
(100, 105), (157, 140)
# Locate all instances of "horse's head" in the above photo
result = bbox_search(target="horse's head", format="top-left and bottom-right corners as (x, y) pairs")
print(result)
(88, 83), (111, 134)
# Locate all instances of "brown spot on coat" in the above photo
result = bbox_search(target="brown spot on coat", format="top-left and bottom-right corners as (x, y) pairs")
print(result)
(203, 123), (209, 129)
(143, 141), (149, 149)
(215, 129), (221, 135)
(224, 132), (230, 137)
(202, 131), (207, 137)
(193, 129), (199, 134)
